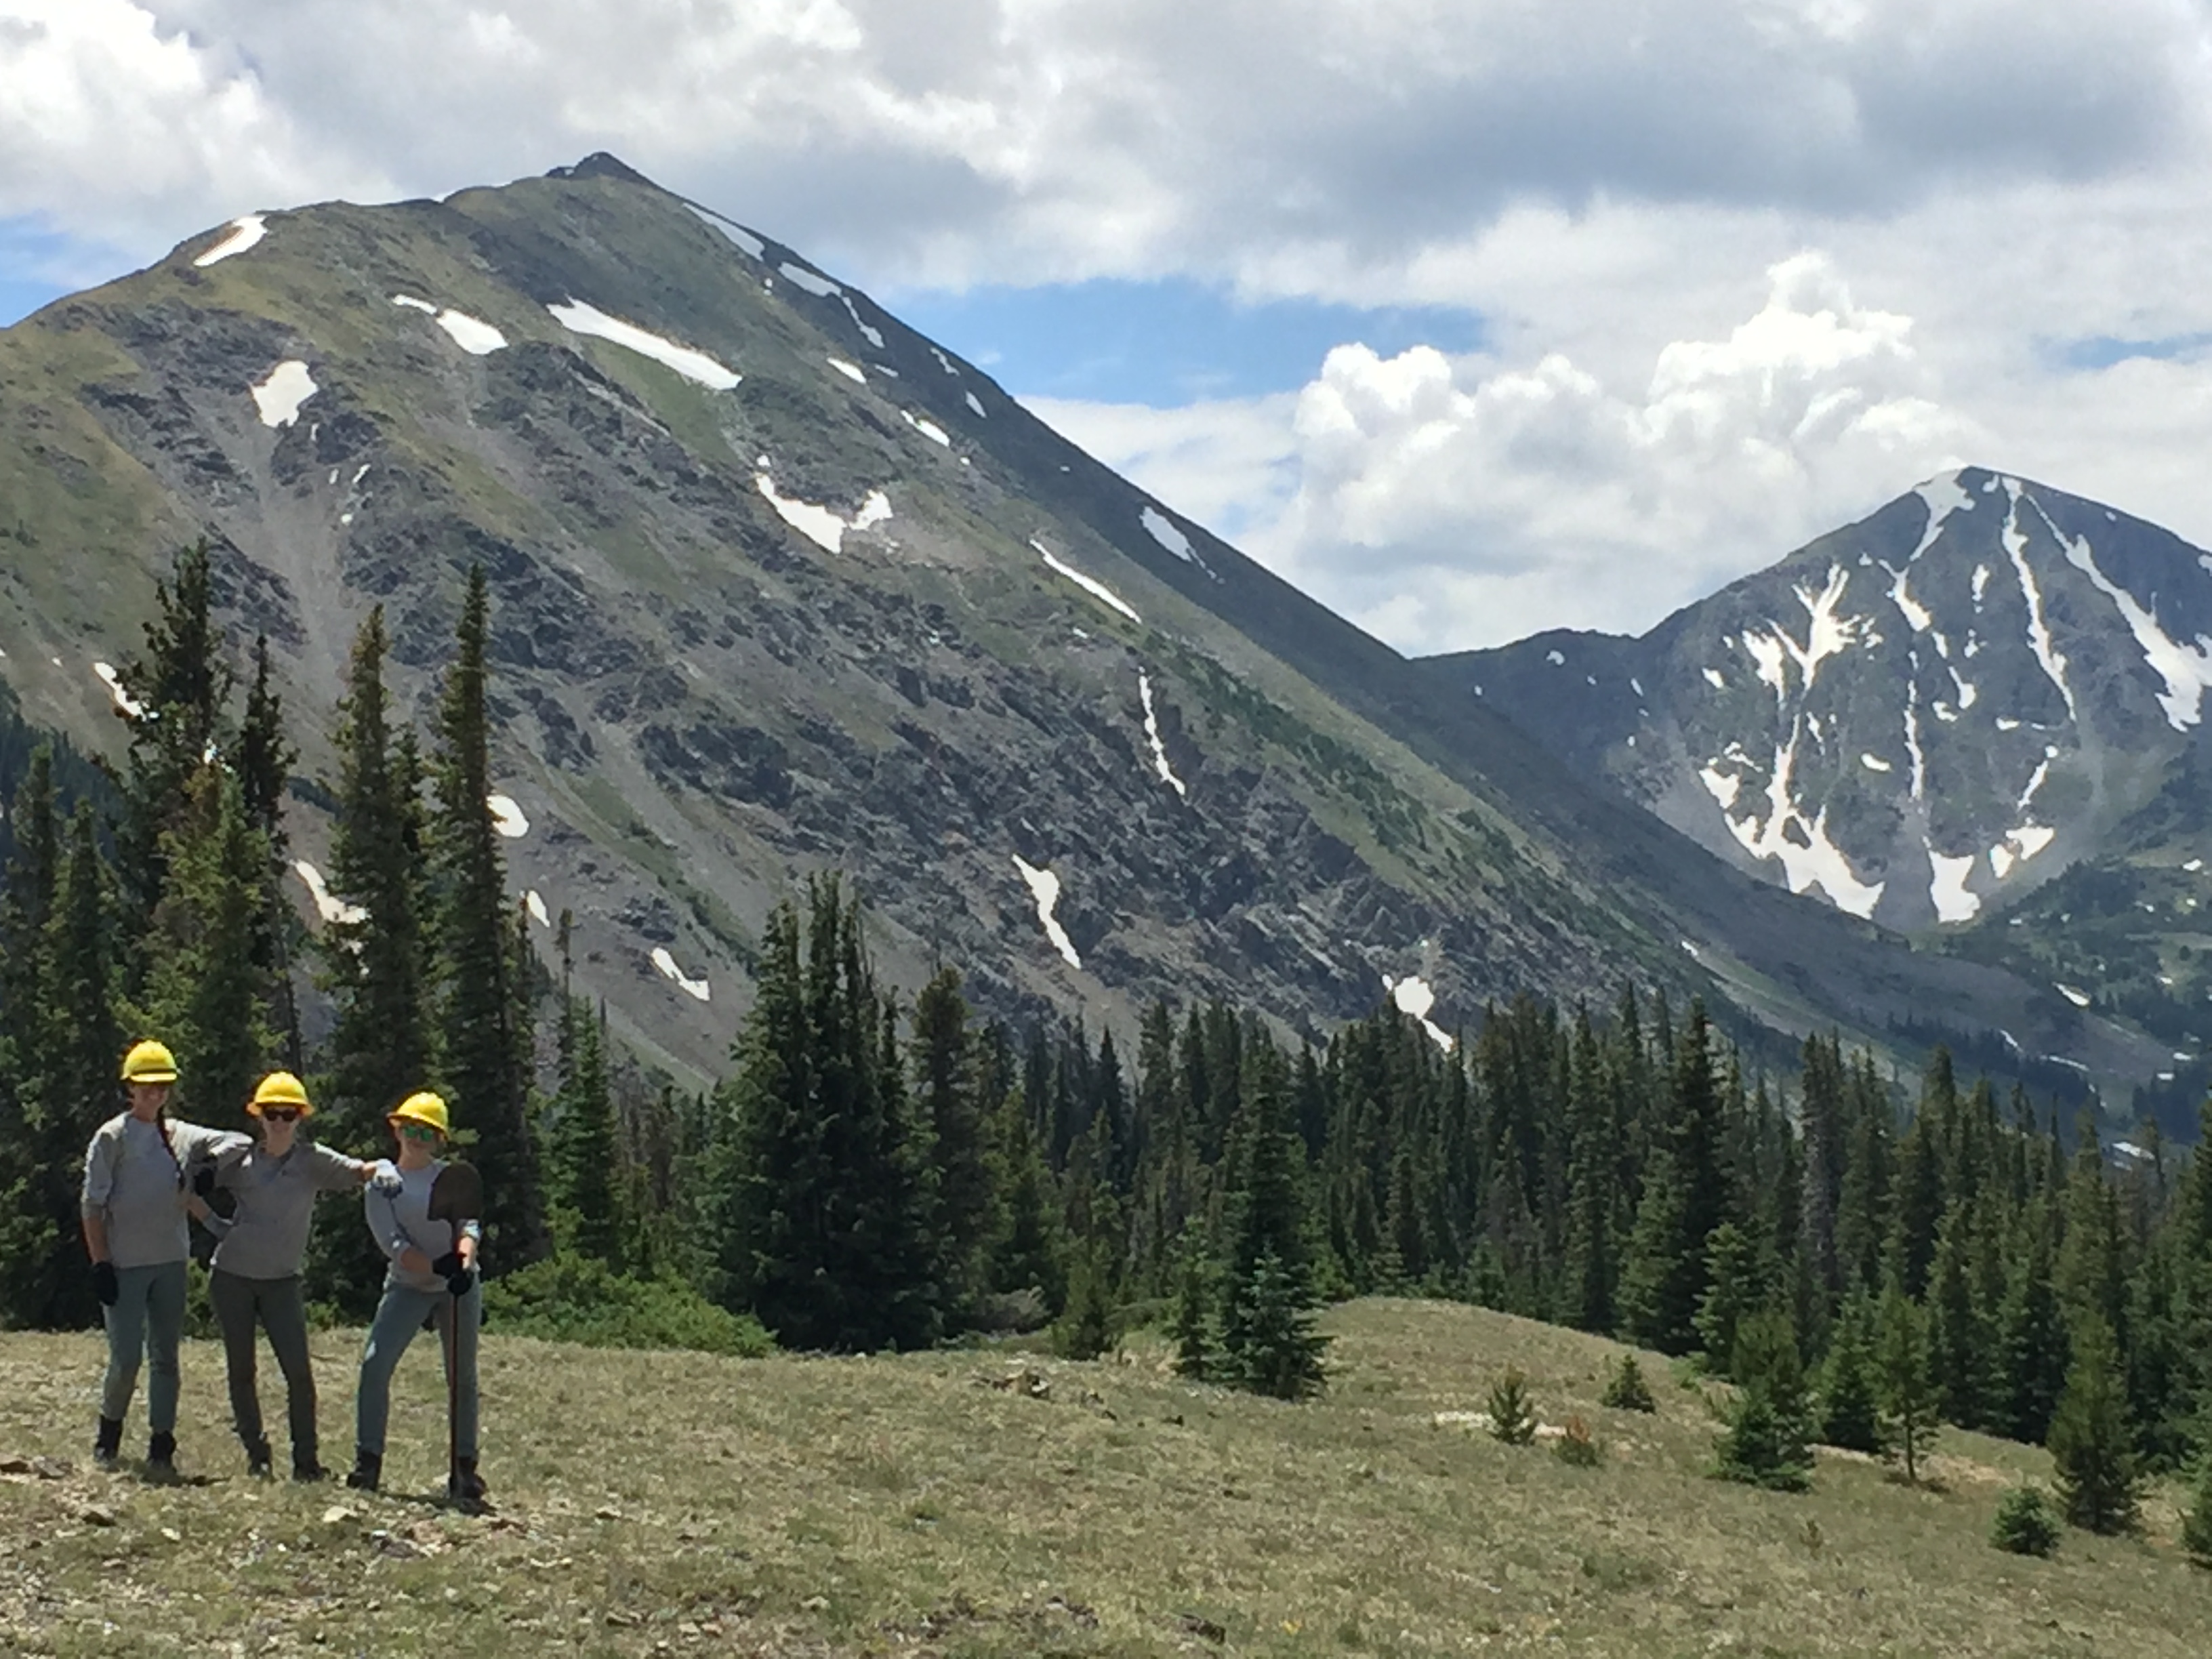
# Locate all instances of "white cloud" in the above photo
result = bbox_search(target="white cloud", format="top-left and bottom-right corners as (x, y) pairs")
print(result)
(1052, 253), (1983, 652)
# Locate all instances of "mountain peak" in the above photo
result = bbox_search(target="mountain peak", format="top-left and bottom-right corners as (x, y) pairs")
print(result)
(546, 152), (663, 189)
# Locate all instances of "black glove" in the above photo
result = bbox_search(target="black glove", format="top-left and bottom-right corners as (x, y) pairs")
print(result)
(192, 1166), (217, 1198)
(93, 1261), (119, 1306)
(431, 1251), (461, 1277)
(431, 1251), (475, 1297)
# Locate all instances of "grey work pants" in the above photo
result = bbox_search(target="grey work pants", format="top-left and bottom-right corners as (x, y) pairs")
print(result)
(100, 1260), (187, 1432)
(355, 1280), (480, 1462)
(209, 1268), (319, 1460)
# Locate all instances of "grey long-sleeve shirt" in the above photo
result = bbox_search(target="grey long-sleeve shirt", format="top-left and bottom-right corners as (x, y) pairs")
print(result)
(364, 1160), (483, 1293)
(201, 1141), (371, 1280)
(81, 1113), (251, 1269)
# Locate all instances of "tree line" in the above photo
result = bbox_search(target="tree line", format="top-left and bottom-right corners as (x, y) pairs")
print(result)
(4, 546), (2212, 1524)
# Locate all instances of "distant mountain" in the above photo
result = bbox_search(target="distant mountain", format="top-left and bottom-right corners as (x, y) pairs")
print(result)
(0, 161), (2168, 1097)
(1427, 468), (2212, 1112)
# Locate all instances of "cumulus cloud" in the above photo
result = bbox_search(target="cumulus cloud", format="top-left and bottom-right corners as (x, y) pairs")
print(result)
(1060, 253), (1985, 653)
(3, 1), (2208, 287)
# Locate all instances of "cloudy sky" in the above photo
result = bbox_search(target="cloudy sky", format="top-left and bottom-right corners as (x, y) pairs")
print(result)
(7, 1), (2212, 654)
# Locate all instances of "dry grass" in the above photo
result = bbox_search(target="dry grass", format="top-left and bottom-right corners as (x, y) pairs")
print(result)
(3, 1298), (2209, 1656)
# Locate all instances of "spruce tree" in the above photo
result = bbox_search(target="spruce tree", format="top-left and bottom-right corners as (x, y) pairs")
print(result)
(1816, 1292), (1888, 1454)
(22, 806), (121, 1328)
(987, 1075), (1066, 1316)
(1695, 1221), (1763, 1378)
(1997, 1204), (2070, 1445)
(1925, 1202), (1992, 1431)
(720, 879), (941, 1350)
(914, 967), (994, 1319)
(236, 632), (302, 1070)
(1714, 1307), (1814, 1491)
(142, 766), (272, 1121)
(312, 609), (433, 1313)
(1054, 1239), (1118, 1359)
(1216, 1055), (1328, 1397)
(1876, 1282), (1940, 1484)
(1172, 1240), (1212, 1379)
(2180, 1450), (2212, 1565)
(2047, 1314), (2142, 1534)
(428, 567), (547, 1264)
(0, 751), (60, 1326)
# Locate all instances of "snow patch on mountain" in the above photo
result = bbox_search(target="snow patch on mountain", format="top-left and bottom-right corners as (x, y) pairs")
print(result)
(686, 203), (764, 259)
(1928, 844), (1979, 923)
(651, 947), (712, 1002)
(293, 860), (364, 928)
(1737, 565), (1864, 701)
(2001, 483), (2077, 720)
(1139, 506), (1200, 565)
(827, 357), (866, 384)
(756, 476), (890, 554)
(901, 411), (951, 447)
(2032, 497), (2212, 731)
(525, 890), (550, 928)
(1882, 561), (1932, 632)
(1139, 673), (1187, 799)
(1012, 856), (1082, 968)
(1860, 752), (1891, 773)
(1383, 973), (1455, 1052)
(1031, 541), (1141, 623)
(250, 361), (318, 429)
(965, 391), (987, 418)
(777, 262), (840, 298)
(1909, 470), (1974, 561)
(91, 661), (143, 719)
(1708, 721), (1885, 918)
(547, 300), (739, 390)
(838, 295), (885, 348)
(487, 795), (530, 838)
(194, 215), (268, 268)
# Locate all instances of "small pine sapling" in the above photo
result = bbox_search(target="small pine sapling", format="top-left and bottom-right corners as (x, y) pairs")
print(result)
(1553, 1414), (1601, 1467)
(1990, 1487), (2062, 1558)
(1486, 1367), (1538, 1445)
(1601, 1352), (1657, 1413)
(1172, 1246), (1212, 1381)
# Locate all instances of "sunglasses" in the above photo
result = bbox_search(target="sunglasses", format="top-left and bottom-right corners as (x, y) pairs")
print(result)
(396, 1122), (442, 1142)
(260, 1108), (302, 1124)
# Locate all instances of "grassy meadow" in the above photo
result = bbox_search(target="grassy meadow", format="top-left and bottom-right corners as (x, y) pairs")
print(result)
(2, 1298), (2208, 1656)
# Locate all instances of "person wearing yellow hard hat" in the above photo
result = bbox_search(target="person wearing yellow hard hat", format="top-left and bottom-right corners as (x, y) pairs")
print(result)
(189, 1071), (402, 1480)
(346, 1090), (485, 1505)
(79, 1040), (250, 1476)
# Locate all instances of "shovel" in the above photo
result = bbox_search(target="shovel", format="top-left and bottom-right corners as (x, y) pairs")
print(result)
(427, 1162), (483, 1507)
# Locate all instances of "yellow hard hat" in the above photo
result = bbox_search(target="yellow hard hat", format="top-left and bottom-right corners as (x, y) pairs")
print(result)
(249, 1071), (314, 1115)
(388, 1090), (450, 1136)
(121, 1040), (179, 1084)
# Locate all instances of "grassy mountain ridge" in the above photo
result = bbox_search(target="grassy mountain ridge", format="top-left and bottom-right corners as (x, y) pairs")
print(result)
(0, 161), (2165, 1092)
(3, 1302), (2207, 1656)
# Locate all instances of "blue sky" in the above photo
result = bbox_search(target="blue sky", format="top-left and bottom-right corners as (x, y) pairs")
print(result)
(885, 279), (1482, 405)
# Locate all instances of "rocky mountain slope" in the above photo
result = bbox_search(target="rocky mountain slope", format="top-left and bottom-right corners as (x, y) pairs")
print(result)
(1428, 469), (2212, 1110)
(0, 159), (2166, 1094)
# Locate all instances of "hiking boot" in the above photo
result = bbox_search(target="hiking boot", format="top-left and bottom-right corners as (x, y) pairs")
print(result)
(146, 1431), (178, 1481)
(344, 1449), (381, 1492)
(291, 1456), (329, 1484)
(92, 1416), (123, 1470)
(447, 1456), (491, 1513)
(245, 1439), (274, 1479)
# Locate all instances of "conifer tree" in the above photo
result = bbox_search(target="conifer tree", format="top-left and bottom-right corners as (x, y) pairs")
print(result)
(1996, 1205), (2070, 1446)
(20, 806), (120, 1328)
(312, 609), (433, 1311)
(913, 967), (995, 1317)
(112, 543), (232, 957)
(1877, 1282), (1940, 1484)
(720, 879), (941, 1350)
(1216, 1053), (1328, 1397)
(142, 766), (272, 1121)
(428, 567), (546, 1263)
(0, 751), (61, 1325)
(1695, 1221), (1763, 1378)
(236, 633), (302, 1069)
(2180, 1450), (2212, 1565)
(1619, 1002), (1727, 1354)
(1715, 1307), (1813, 1491)
(1172, 1240), (1212, 1379)
(1925, 1202), (1992, 1431)
(2048, 1313), (2142, 1534)
(1816, 1292), (1887, 1454)
(987, 1075), (1065, 1315)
